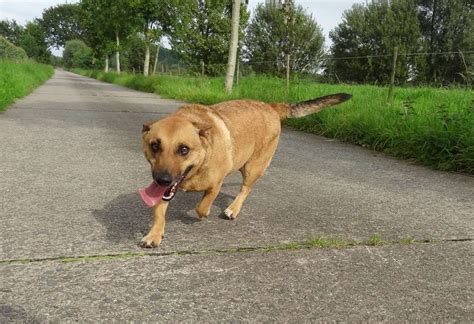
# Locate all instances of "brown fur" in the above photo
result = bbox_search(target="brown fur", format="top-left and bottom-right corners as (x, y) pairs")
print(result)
(139, 93), (351, 247)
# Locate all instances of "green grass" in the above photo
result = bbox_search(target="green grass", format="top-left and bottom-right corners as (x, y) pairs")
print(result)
(367, 233), (385, 246)
(72, 69), (474, 174)
(0, 60), (54, 111)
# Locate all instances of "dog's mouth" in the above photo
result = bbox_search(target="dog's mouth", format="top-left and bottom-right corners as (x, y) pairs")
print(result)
(139, 166), (193, 207)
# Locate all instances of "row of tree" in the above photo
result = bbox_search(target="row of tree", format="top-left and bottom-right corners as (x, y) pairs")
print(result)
(0, 19), (51, 64)
(1, 0), (472, 85)
(329, 0), (473, 84)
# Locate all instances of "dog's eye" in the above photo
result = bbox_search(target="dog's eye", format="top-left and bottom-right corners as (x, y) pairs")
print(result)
(177, 145), (190, 156)
(150, 141), (160, 153)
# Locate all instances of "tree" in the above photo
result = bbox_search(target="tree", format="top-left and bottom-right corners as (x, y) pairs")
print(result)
(1, 19), (51, 63)
(50, 55), (63, 67)
(167, 0), (249, 75)
(63, 39), (93, 68)
(19, 20), (51, 64)
(79, 0), (136, 73)
(244, 2), (325, 75)
(80, 0), (115, 71)
(416, 0), (473, 84)
(329, 0), (421, 84)
(225, 0), (241, 93)
(131, 0), (166, 76)
(122, 33), (146, 73)
(0, 19), (23, 46)
(41, 3), (84, 48)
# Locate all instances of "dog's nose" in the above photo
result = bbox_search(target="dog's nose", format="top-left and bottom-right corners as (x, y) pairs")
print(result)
(153, 171), (173, 186)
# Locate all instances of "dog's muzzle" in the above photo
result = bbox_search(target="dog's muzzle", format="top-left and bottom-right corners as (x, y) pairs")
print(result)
(161, 166), (193, 201)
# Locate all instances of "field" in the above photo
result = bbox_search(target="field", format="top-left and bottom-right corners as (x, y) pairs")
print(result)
(0, 60), (54, 111)
(72, 69), (474, 174)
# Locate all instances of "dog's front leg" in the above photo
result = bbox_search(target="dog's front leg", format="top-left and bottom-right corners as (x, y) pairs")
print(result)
(139, 201), (169, 248)
(196, 181), (223, 219)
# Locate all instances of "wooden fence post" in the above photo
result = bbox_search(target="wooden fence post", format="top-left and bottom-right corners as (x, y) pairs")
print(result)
(284, 0), (291, 95)
(236, 61), (240, 86)
(387, 46), (398, 107)
(459, 51), (471, 88)
(286, 54), (290, 94)
(201, 60), (205, 77)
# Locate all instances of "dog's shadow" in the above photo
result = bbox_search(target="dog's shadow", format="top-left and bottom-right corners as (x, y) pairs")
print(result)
(92, 184), (238, 243)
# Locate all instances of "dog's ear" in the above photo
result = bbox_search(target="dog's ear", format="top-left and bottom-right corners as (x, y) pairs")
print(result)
(193, 122), (212, 138)
(199, 126), (212, 138)
(142, 120), (156, 133)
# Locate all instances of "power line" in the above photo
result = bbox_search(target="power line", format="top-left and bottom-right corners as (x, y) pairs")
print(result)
(240, 50), (474, 65)
(326, 51), (474, 61)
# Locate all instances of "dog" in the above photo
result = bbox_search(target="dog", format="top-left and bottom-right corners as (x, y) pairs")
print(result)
(139, 93), (352, 247)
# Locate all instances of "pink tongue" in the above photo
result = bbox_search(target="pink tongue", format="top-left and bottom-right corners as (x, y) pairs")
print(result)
(139, 182), (168, 207)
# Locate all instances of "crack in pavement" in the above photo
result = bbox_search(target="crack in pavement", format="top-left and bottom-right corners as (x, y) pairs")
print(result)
(1, 236), (472, 266)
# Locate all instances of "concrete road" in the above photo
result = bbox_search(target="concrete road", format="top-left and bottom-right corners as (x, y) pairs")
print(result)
(1, 70), (473, 321)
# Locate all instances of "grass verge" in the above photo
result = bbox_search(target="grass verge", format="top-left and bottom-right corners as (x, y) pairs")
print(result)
(71, 69), (474, 174)
(0, 60), (54, 111)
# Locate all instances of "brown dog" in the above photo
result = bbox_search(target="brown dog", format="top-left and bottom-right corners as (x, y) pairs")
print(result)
(139, 93), (351, 247)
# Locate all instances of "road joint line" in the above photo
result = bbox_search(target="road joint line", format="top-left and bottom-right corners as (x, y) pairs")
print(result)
(1, 237), (471, 266)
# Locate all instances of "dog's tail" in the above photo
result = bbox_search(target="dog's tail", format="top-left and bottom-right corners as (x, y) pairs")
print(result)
(270, 93), (352, 120)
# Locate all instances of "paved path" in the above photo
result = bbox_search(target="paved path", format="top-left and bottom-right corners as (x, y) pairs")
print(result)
(1, 70), (473, 321)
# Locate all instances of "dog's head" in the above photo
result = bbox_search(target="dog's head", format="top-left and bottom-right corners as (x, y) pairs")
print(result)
(141, 116), (211, 188)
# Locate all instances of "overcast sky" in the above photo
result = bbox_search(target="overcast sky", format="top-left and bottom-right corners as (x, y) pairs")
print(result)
(0, 0), (359, 53)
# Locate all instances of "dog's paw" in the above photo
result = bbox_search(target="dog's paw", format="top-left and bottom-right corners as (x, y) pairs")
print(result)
(139, 233), (163, 248)
(196, 207), (210, 219)
(224, 208), (236, 220)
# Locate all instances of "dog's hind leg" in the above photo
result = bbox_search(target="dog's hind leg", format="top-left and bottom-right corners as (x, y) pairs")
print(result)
(224, 139), (279, 220)
(196, 181), (223, 219)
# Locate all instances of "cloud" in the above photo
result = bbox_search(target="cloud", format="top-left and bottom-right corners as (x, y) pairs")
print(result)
(0, 0), (78, 24)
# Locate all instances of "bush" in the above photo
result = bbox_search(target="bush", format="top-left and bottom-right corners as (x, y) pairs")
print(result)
(63, 39), (93, 69)
(0, 36), (27, 61)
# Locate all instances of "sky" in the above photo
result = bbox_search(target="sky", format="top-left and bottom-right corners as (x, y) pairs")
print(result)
(0, 0), (359, 53)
